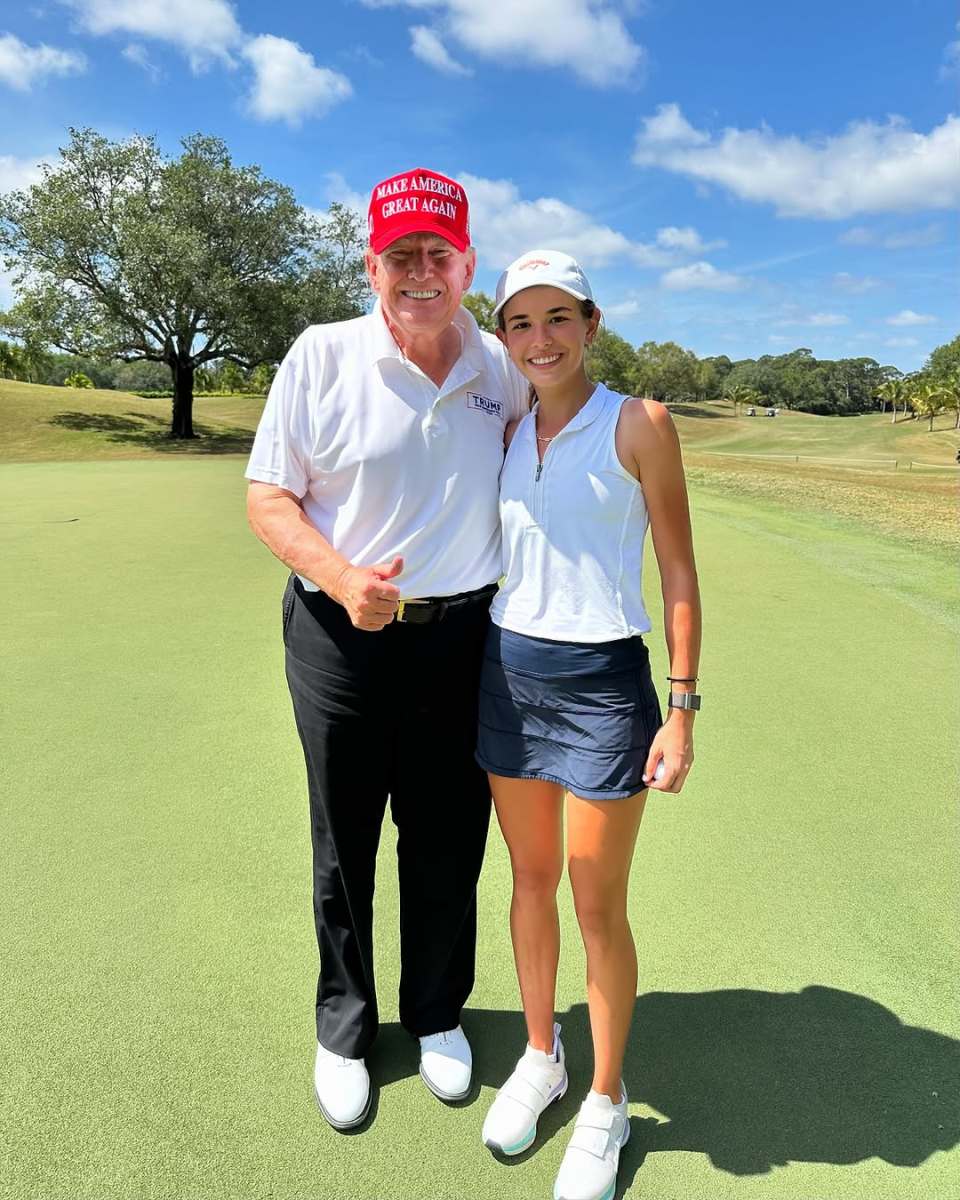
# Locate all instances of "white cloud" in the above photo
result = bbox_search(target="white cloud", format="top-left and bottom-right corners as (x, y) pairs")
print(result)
(882, 223), (944, 249)
(323, 172), (367, 221)
(0, 32), (86, 90)
(776, 311), (850, 327)
(832, 272), (882, 293)
(410, 26), (470, 75)
(459, 172), (671, 269)
(942, 24), (960, 79)
(604, 299), (641, 319)
(655, 225), (725, 254)
(885, 336), (919, 348)
(60, 0), (243, 67)
(242, 35), (351, 125)
(838, 222), (944, 249)
(362, 0), (644, 86)
(0, 153), (49, 194)
(121, 41), (161, 80)
(838, 226), (873, 245)
(885, 309), (936, 326)
(660, 261), (743, 291)
(633, 103), (960, 219)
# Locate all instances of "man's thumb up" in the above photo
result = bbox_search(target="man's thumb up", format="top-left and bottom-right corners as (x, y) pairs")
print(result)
(372, 555), (404, 581)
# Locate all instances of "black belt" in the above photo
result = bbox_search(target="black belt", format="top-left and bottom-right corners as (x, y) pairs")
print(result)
(395, 583), (498, 624)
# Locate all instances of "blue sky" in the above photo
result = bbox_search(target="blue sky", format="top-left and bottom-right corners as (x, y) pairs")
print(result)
(1, 0), (957, 371)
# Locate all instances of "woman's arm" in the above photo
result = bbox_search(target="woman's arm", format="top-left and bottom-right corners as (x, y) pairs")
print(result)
(619, 398), (702, 793)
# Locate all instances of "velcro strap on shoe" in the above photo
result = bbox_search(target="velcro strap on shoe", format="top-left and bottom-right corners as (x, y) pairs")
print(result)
(568, 1124), (613, 1160)
(500, 1065), (552, 1113)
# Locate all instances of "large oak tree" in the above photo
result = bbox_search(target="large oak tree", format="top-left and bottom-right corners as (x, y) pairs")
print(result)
(0, 129), (367, 437)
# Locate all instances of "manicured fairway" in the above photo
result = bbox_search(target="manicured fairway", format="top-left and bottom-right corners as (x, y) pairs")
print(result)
(2, 459), (958, 1200)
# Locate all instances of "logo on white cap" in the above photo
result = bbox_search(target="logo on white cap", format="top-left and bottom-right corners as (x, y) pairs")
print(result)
(494, 249), (594, 318)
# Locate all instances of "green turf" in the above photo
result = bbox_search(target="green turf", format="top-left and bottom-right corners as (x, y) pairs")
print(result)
(0, 378), (264, 462)
(2, 458), (957, 1200)
(670, 397), (959, 468)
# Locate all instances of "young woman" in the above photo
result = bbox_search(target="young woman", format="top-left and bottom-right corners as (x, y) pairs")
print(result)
(476, 250), (701, 1200)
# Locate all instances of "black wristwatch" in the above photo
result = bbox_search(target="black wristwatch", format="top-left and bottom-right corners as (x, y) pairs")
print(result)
(668, 691), (701, 711)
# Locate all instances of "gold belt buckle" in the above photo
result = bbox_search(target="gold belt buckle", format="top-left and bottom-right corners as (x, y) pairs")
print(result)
(396, 599), (406, 623)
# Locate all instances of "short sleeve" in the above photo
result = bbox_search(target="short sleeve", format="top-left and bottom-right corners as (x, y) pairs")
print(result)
(244, 330), (316, 497)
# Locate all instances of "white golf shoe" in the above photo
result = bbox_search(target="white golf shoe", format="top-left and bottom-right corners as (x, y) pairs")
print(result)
(419, 1025), (472, 1101)
(313, 1041), (371, 1131)
(482, 1023), (568, 1156)
(553, 1086), (630, 1200)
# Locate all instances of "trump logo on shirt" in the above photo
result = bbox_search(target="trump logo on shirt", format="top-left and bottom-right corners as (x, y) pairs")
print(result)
(467, 392), (503, 418)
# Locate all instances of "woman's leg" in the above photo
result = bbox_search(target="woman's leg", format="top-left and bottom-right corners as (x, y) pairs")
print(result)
(489, 774), (564, 1053)
(566, 788), (648, 1100)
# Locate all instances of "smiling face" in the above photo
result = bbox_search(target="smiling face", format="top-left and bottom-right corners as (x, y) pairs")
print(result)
(366, 233), (476, 342)
(497, 285), (600, 390)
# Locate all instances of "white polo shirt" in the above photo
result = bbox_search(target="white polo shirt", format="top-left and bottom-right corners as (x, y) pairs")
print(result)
(245, 302), (527, 599)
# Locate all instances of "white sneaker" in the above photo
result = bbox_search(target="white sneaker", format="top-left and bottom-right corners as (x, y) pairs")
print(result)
(482, 1023), (568, 1156)
(553, 1086), (630, 1200)
(313, 1041), (371, 1131)
(419, 1025), (472, 1101)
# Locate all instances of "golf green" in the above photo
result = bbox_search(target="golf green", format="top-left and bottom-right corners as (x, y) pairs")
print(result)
(2, 459), (957, 1200)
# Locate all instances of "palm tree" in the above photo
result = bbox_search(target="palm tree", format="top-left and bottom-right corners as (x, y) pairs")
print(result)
(725, 383), (761, 417)
(876, 378), (908, 423)
(907, 380), (948, 432)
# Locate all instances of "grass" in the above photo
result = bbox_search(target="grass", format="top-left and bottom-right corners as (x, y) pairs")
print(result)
(2, 457), (958, 1200)
(0, 379), (263, 461)
(669, 396), (959, 466)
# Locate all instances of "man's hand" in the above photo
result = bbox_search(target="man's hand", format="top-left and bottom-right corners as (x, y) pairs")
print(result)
(334, 556), (404, 631)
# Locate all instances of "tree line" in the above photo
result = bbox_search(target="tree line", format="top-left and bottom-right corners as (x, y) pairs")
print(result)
(464, 295), (959, 427)
(0, 341), (277, 396)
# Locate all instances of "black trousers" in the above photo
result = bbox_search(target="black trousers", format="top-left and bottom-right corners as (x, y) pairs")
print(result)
(282, 577), (492, 1059)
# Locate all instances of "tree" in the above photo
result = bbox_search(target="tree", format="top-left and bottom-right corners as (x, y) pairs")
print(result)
(925, 334), (960, 381)
(725, 382), (760, 417)
(0, 129), (368, 438)
(586, 328), (639, 394)
(876, 377), (910, 424)
(462, 290), (496, 333)
(634, 340), (698, 402)
(248, 362), (277, 395)
(64, 371), (93, 388)
(906, 378), (948, 431)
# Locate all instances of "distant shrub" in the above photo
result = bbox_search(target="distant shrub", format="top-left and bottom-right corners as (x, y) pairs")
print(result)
(133, 390), (174, 398)
(64, 372), (94, 388)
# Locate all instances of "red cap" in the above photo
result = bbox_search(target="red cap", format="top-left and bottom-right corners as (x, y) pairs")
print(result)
(367, 168), (470, 254)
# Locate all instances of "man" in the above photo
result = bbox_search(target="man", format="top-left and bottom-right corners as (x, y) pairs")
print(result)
(245, 168), (526, 1130)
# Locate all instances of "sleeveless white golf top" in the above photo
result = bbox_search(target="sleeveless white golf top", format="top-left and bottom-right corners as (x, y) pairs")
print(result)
(490, 383), (652, 643)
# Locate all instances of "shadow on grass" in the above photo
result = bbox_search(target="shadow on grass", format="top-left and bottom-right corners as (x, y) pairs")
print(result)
(668, 403), (735, 419)
(49, 410), (254, 455)
(366, 986), (958, 1192)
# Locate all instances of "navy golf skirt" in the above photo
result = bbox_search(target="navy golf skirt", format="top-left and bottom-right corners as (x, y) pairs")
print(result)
(476, 625), (664, 800)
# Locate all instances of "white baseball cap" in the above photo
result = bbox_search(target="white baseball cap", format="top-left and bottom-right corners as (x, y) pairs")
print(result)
(493, 249), (594, 319)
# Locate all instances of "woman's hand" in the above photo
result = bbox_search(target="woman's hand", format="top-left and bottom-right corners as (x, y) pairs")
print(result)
(642, 711), (695, 793)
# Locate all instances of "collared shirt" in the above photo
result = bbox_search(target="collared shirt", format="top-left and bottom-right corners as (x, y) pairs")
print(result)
(245, 302), (528, 599)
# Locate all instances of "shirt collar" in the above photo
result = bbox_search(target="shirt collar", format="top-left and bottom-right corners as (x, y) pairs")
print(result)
(532, 381), (607, 432)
